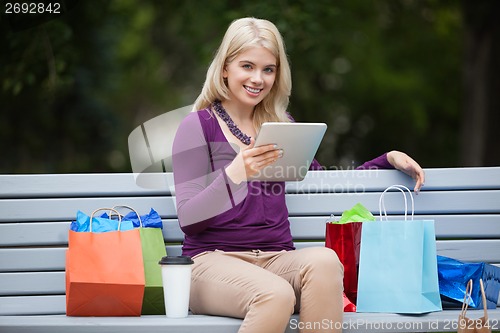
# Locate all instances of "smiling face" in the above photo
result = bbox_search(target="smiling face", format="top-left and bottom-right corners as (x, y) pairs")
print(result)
(223, 46), (277, 113)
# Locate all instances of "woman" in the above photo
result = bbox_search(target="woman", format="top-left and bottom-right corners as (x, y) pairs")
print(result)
(172, 17), (424, 333)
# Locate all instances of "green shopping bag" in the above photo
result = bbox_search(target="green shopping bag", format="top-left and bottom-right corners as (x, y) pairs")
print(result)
(356, 185), (442, 314)
(112, 206), (167, 315)
(139, 227), (167, 314)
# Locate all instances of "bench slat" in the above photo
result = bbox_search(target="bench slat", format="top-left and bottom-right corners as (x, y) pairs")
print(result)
(0, 312), (245, 332)
(2, 215), (499, 247)
(166, 245), (183, 257)
(3, 240), (500, 274)
(290, 215), (500, 240)
(0, 295), (65, 315)
(436, 239), (500, 262)
(0, 272), (65, 296)
(0, 246), (181, 272)
(0, 220), (184, 246)
(2, 168), (500, 199)
(289, 167), (500, 192)
(1, 305), (500, 332)
(0, 248), (66, 272)
(0, 174), (175, 198)
(0, 222), (70, 247)
(342, 309), (500, 333)
(2, 190), (500, 223)
(0, 197), (177, 222)
(295, 240), (500, 263)
(286, 190), (500, 215)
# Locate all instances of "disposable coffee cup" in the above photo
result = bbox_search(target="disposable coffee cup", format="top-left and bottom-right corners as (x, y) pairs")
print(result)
(158, 255), (194, 318)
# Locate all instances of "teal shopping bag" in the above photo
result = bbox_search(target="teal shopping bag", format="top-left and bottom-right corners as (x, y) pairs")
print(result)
(356, 185), (442, 314)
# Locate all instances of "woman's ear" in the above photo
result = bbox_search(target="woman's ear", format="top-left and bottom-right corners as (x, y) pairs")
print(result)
(222, 68), (228, 84)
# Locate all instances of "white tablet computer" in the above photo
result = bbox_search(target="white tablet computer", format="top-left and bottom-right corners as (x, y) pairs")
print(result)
(251, 122), (327, 181)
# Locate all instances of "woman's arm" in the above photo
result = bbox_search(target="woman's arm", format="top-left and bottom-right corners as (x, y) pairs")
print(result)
(172, 113), (247, 236)
(356, 152), (393, 170)
(308, 153), (392, 171)
(311, 151), (424, 192)
(357, 151), (425, 193)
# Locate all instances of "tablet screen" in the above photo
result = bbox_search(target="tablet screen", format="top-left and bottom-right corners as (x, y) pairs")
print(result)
(252, 122), (327, 181)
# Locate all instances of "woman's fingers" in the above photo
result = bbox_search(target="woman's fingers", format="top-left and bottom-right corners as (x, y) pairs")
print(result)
(387, 150), (425, 194)
(244, 145), (283, 175)
(413, 167), (425, 194)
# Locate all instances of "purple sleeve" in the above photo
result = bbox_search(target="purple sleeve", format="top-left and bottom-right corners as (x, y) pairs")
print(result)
(309, 159), (324, 170)
(309, 153), (394, 170)
(356, 152), (394, 170)
(172, 113), (247, 236)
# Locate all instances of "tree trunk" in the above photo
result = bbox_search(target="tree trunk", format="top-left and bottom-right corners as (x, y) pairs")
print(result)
(461, 0), (500, 166)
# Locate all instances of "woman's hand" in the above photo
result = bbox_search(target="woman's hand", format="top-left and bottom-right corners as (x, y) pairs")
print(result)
(387, 150), (425, 194)
(225, 138), (283, 184)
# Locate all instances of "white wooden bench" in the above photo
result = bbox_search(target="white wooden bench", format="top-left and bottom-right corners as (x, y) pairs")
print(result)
(1, 167), (500, 333)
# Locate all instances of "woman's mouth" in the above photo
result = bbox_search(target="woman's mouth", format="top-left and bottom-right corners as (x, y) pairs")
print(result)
(244, 86), (262, 95)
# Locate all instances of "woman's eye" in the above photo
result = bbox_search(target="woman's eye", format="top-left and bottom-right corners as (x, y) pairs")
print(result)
(264, 67), (275, 73)
(242, 64), (252, 69)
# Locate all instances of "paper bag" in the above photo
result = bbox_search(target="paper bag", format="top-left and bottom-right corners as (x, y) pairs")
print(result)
(356, 185), (442, 314)
(458, 279), (492, 333)
(438, 255), (500, 309)
(111, 206), (167, 315)
(66, 208), (145, 316)
(325, 203), (374, 305)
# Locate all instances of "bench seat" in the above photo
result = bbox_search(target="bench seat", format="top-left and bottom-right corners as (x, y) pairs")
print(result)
(1, 310), (500, 333)
(1, 167), (500, 332)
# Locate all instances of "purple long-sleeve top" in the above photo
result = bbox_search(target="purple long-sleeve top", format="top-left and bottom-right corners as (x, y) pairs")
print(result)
(172, 108), (393, 257)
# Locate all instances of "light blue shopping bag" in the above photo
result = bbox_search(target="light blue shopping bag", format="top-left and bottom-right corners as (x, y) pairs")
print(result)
(356, 185), (442, 314)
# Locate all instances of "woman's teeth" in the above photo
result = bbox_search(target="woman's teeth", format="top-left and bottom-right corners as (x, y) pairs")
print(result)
(245, 86), (261, 94)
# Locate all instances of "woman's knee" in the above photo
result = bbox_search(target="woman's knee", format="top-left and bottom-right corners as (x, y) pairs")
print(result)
(240, 280), (296, 333)
(254, 279), (296, 313)
(302, 247), (344, 280)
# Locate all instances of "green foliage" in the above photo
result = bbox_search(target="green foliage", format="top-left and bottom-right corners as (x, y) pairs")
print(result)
(0, 0), (463, 173)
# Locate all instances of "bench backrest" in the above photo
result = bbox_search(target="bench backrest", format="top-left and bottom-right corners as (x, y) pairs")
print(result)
(1, 167), (500, 315)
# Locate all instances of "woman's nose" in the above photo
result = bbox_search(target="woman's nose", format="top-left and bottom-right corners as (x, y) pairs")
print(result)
(251, 71), (263, 85)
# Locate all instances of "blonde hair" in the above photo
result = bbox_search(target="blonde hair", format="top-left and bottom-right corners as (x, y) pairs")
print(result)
(192, 17), (292, 128)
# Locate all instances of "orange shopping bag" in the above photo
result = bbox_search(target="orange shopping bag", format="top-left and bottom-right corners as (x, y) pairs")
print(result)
(66, 208), (145, 316)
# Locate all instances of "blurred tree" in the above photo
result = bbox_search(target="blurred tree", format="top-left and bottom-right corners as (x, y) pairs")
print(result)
(1, 1), (123, 172)
(1, 0), (494, 173)
(219, 0), (462, 168)
(460, 0), (500, 166)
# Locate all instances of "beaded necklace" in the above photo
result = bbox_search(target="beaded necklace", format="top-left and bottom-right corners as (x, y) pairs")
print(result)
(212, 100), (252, 145)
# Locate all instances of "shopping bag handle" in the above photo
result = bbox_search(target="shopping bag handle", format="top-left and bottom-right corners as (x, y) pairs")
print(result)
(90, 208), (122, 232)
(110, 205), (143, 228)
(480, 279), (488, 320)
(461, 279), (488, 320)
(379, 185), (414, 221)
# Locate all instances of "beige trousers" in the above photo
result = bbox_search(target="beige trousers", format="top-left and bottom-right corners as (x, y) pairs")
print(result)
(189, 247), (344, 333)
